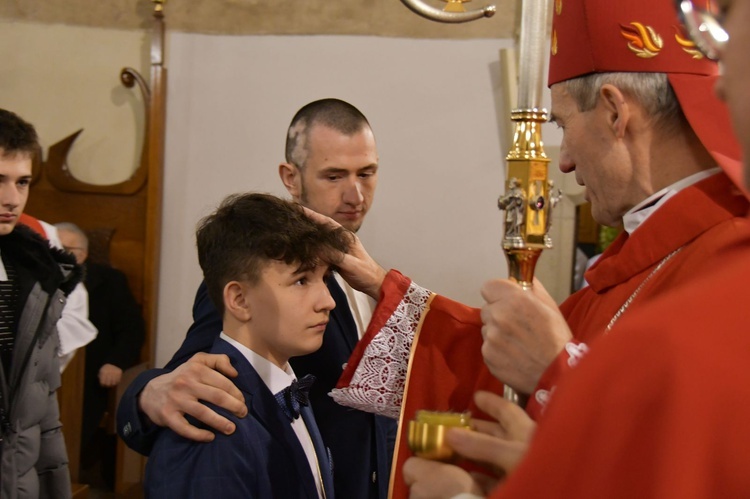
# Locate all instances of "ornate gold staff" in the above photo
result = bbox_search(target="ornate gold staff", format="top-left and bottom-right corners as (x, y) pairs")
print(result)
(497, 0), (554, 404)
(397, 0), (555, 406)
(500, 0), (553, 291)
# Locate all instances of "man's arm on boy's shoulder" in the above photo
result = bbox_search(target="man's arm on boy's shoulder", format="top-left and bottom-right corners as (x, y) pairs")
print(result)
(117, 282), (246, 455)
(116, 367), (169, 455)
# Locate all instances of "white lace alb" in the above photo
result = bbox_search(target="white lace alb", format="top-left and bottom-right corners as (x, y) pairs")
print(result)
(330, 281), (431, 419)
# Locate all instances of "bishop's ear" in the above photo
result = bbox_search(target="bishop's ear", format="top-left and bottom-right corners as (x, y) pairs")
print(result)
(599, 83), (630, 138)
(223, 281), (252, 322)
(278, 162), (302, 201)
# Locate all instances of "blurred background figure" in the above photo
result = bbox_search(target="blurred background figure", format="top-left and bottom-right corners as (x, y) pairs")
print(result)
(19, 213), (97, 370)
(56, 222), (145, 491)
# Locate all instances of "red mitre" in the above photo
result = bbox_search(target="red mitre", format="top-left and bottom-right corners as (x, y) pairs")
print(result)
(548, 0), (744, 193)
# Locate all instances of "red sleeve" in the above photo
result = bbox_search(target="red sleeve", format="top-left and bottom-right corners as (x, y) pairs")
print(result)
(390, 293), (505, 499)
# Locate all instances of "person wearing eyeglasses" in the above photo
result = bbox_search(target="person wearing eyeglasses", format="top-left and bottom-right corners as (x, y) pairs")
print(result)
(396, 0), (750, 497)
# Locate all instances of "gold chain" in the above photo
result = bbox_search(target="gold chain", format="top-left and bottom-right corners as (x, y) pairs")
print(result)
(605, 247), (684, 332)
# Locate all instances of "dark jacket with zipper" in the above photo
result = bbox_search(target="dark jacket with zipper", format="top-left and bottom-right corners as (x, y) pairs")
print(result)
(0, 225), (81, 499)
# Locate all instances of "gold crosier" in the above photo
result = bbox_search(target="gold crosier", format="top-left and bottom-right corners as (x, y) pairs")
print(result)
(397, 0), (555, 407)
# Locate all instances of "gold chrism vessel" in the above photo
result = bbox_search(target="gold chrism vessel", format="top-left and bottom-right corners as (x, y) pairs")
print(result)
(407, 410), (472, 461)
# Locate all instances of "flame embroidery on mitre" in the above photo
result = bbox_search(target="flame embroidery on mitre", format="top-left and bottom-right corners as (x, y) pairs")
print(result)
(551, 0), (562, 55)
(674, 25), (704, 59)
(551, 29), (558, 55)
(620, 22), (664, 58)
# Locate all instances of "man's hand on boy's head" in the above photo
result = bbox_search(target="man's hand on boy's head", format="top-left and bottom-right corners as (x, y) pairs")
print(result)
(301, 207), (387, 299)
(138, 353), (247, 442)
(337, 239), (388, 300)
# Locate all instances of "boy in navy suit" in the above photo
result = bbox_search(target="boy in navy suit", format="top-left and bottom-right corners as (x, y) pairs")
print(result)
(144, 193), (352, 498)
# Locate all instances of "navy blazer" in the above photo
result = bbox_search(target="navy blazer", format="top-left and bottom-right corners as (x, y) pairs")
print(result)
(144, 338), (334, 498)
(118, 277), (396, 498)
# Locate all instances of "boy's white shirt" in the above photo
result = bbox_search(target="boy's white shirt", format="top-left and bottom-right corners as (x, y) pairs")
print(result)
(334, 272), (375, 339)
(220, 332), (324, 499)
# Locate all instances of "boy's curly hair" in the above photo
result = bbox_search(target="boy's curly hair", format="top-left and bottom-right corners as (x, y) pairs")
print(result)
(196, 192), (353, 314)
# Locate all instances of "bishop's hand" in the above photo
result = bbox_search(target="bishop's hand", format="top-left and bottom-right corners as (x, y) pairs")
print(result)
(479, 277), (572, 394)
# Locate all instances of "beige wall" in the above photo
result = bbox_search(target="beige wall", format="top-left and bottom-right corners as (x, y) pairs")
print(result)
(158, 32), (580, 365)
(0, 0), (517, 38)
(1, 21), (147, 184)
(1, 16), (582, 367)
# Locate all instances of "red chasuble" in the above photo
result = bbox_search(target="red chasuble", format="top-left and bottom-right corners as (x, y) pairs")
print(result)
(493, 235), (750, 498)
(333, 172), (750, 498)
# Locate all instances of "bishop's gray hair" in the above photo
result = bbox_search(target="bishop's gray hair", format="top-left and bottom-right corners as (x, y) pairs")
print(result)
(563, 72), (687, 134)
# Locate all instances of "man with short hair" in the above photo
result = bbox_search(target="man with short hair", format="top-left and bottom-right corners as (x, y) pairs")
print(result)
(0, 108), (80, 499)
(117, 99), (394, 498)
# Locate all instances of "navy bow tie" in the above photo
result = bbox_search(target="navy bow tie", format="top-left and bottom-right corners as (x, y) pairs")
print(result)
(275, 374), (316, 421)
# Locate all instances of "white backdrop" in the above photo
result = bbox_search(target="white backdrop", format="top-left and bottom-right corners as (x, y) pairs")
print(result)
(156, 33), (566, 366)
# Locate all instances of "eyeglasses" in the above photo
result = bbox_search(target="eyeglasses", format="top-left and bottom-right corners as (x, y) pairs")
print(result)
(62, 245), (87, 258)
(675, 0), (728, 61)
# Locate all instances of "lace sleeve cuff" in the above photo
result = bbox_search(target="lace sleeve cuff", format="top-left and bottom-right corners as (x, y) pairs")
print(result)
(331, 270), (432, 419)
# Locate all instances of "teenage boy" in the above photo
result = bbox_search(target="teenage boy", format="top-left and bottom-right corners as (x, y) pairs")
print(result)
(0, 109), (80, 498)
(144, 193), (352, 498)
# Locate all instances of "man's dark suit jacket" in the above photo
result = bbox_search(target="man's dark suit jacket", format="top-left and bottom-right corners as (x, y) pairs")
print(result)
(117, 277), (396, 498)
(144, 337), (334, 498)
